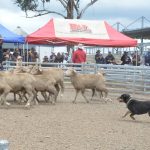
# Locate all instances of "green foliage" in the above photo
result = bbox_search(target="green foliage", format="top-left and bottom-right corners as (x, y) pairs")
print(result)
(14, 0), (98, 18)
(15, 0), (38, 11)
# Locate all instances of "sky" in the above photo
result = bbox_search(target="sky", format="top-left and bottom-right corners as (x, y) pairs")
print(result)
(0, 0), (150, 34)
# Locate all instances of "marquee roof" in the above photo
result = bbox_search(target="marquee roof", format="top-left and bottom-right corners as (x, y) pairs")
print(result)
(27, 18), (137, 47)
(0, 24), (25, 43)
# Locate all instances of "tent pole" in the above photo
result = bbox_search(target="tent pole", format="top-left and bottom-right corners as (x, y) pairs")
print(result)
(38, 45), (41, 66)
(51, 45), (54, 53)
(23, 44), (25, 64)
(136, 50), (138, 66)
(27, 42), (29, 65)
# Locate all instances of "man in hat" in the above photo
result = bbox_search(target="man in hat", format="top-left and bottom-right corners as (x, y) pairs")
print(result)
(95, 50), (105, 64)
(29, 47), (39, 62)
(121, 51), (131, 65)
(0, 35), (3, 70)
(72, 43), (86, 63)
(105, 51), (116, 64)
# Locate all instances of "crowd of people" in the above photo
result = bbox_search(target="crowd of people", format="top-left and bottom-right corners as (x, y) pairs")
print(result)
(42, 52), (71, 64)
(47, 44), (146, 67)
(0, 35), (40, 70)
(1, 35), (150, 70)
(3, 47), (39, 61)
(95, 49), (144, 66)
(42, 44), (86, 65)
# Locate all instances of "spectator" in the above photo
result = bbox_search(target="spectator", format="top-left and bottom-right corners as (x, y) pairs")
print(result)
(72, 43), (86, 63)
(145, 47), (150, 66)
(55, 52), (64, 63)
(13, 48), (20, 61)
(121, 51), (131, 65)
(43, 56), (49, 63)
(0, 35), (3, 70)
(29, 47), (39, 62)
(24, 50), (28, 62)
(63, 53), (70, 63)
(131, 51), (141, 66)
(49, 52), (56, 62)
(105, 51), (116, 64)
(95, 50), (105, 64)
(3, 49), (10, 61)
(16, 56), (22, 68)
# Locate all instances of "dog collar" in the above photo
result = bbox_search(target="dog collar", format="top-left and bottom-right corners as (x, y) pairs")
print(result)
(126, 97), (132, 105)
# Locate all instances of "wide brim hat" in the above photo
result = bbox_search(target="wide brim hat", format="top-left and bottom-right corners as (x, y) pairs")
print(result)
(77, 43), (84, 49)
(96, 50), (100, 53)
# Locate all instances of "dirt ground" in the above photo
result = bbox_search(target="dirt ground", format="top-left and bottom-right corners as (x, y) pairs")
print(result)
(0, 89), (150, 150)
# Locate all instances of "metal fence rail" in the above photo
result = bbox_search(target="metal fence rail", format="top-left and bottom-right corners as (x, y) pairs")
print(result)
(3, 61), (150, 96)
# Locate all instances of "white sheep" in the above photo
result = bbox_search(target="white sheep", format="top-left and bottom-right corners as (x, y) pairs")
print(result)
(30, 66), (64, 97)
(65, 68), (109, 103)
(0, 72), (37, 107)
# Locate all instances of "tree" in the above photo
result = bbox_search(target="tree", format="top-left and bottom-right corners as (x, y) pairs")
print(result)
(14, 0), (99, 54)
(14, 0), (99, 19)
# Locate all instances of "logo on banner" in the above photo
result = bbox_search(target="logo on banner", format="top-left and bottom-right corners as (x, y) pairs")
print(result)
(69, 23), (92, 33)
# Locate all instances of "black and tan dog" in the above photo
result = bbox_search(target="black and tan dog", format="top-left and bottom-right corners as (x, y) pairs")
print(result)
(118, 94), (150, 120)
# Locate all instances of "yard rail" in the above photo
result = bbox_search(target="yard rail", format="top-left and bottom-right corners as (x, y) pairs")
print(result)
(3, 61), (150, 96)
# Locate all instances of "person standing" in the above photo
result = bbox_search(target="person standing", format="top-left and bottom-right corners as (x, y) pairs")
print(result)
(72, 44), (86, 63)
(55, 52), (64, 63)
(121, 51), (131, 65)
(131, 51), (141, 66)
(95, 50), (105, 64)
(13, 48), (20, 61)
(49, 52), (56, 62)
(0, 35), (3, 70)
(29, 47), (39, 62)
(105, 51), (116, 64)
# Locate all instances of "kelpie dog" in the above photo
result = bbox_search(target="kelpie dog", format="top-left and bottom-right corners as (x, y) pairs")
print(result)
(118, 94), (150, 120)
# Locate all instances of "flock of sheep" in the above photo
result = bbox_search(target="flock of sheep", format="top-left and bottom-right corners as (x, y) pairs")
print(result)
(0, 65), (109, 108)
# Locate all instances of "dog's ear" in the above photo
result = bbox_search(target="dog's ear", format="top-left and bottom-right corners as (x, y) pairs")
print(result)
(119, 94), (131, 102)
(122, 94), (131, 103)
(125, 94), (131, 99)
